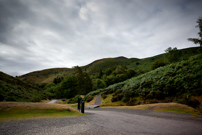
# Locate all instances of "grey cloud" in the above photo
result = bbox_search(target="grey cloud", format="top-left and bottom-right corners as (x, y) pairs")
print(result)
(0, 0), (202, 76)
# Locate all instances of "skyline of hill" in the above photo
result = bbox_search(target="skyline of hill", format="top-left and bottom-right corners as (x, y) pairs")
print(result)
(17, 47), (200, 84)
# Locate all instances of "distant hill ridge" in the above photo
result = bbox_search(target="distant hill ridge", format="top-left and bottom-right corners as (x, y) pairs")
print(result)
(18, 47), (200, 84)
(88, 56), (128, 65)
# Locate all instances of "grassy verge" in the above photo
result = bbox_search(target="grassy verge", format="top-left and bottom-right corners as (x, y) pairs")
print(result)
(100, 102), (201, 116)
(100, 94), (126, 106)
(0, 102), (82, 121)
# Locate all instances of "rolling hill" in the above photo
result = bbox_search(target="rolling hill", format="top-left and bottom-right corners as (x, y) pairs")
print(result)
(0, 71), (45, 102)
(19, 68), (70, 84)
(85, 53), (202, 108)
(18, 47), (200, 84)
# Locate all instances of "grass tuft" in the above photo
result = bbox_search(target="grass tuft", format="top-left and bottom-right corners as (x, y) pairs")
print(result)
(0, 102), (81, 121)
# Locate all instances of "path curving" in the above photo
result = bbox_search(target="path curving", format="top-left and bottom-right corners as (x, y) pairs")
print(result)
(86, 94), (101, 109)
(48, 99), (59, 103)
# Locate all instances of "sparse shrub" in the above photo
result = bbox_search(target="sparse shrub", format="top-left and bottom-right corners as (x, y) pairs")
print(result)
(114, 89), (123, 95)
(186, 99), (200, 108)
(95, 79), (106, 89)
(122, 92), (132, 102)
(126, 98), (137, 106)
(138, 69), (143, 73)
(164, 47), (182, 63)
(155, 90), (165, 100)
(86, 96), (94, 102)
(151, 59), (166, 70)
(177, 94), (200, 108)
(111, 92), (124, 102)
(101, 93), (107, 99)
(148, 99), (159, 104)
(68, 95), (81, 104)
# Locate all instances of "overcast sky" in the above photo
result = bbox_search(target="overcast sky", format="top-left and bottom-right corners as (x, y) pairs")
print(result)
(0, 0), (202, 76)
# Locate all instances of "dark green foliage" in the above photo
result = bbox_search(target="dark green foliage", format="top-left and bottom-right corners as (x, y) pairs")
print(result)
(111, 89), (124, 102)
(84, 89), (100, 102)
(101, 93), (107, 99)
(53, 76), (64, 84)
(154, 90), (165, 100)
(95, 79), (106, 89)
(36, 83), (47, 89)
(74, 66), (93, 95)
(126, 98), (137, 106)
(164, 47), (182, 63)
(150, 59), (166, 70)
(186, 99), (200, 108)
(68, 95), (81, 104)
(60, 75), (78, 98)
(111, 93), (124, 102)
(178, 95), (200, 108)
(90, 65), (136, 89)
(47, 66), (93, 99)
(44, 83), (59, 99)
(85, 96), (94, 102)
(87, 54), (202, 107)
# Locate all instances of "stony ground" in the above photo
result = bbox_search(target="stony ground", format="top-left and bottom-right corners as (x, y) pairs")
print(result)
(1, 108), (202, 135)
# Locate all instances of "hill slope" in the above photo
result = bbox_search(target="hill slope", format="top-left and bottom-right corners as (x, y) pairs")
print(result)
(85, 53), (202, 108)
(0, 71), (45, 102)
(19, 47), (200, 84)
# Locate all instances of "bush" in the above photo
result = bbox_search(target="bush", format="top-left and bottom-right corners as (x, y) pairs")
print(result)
(68, 95), (81, 104)
(111, 93), (124, 102)
(95, 79), (106, 89)
(151, 59), (166, 70)
(114, 89), (123, 95)
(126, 98), (137, 106)
(101, 93), (107, 99)
(155, 90), (165, 100)
(164, 47), (182, 63)
(178, 94), (200, 108)
(186, 99), (200, 108)
(86, 96), (94, 102)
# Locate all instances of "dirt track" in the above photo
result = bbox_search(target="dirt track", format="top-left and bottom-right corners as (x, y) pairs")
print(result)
(1, 108), (202, 135)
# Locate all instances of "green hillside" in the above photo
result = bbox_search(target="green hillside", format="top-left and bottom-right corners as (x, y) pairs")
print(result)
(19, 68), (71, 84)
(1, 47), (201, 104)
(0, 71), (45, 102)
(85, 53), (202, 108)
(19, 47), (200, 84)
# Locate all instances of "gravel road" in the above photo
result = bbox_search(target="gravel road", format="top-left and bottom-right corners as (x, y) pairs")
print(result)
(94, 94), (101, 105)
(1, 108), (202, 135)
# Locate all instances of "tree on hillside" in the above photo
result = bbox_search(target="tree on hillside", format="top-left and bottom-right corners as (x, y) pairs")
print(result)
(95, 79), (106, 89)
(164, 47), (181, 63)
(74, 66), (92, 94)
(188, 17), (202, 47)
(53, 76), (64, 84)
(60, 75), (78, 98)
(82, 72), (93, 94)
